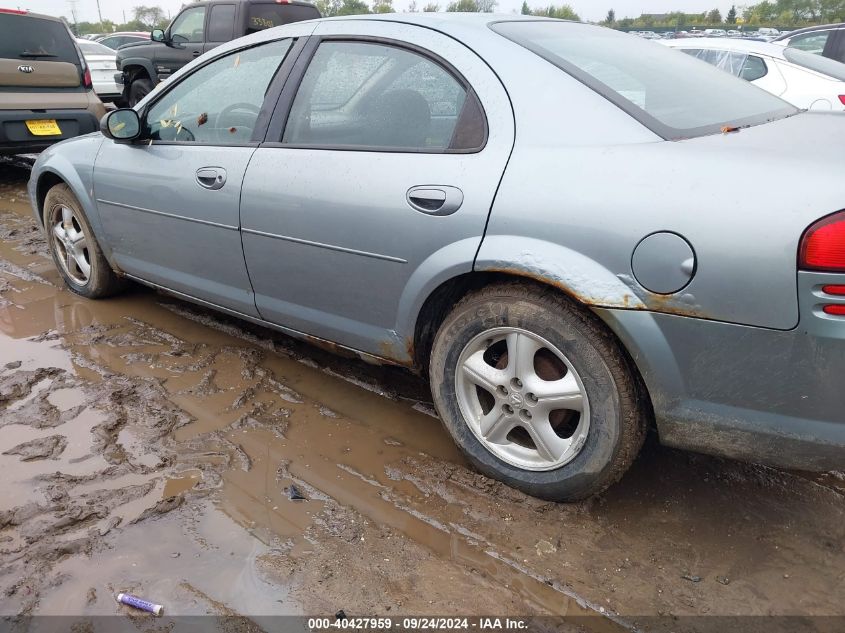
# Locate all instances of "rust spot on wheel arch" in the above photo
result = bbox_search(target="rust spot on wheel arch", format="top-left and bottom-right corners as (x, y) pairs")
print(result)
(481, 267), (707, 319)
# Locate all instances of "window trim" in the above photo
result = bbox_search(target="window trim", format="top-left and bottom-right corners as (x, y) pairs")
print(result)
(263, 35), (489, 155)
(133, 37), (306, 148)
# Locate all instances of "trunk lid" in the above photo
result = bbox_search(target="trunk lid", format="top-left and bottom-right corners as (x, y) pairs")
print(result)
(0, 58), (80, 88)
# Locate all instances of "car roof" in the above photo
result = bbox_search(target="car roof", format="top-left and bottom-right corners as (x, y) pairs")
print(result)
(0, 8), (65, 22)
(322, 12), (557, 25)
(312, 13), (567, 37)
(663, 37), (788, 60)
(773, 22), (844, 39)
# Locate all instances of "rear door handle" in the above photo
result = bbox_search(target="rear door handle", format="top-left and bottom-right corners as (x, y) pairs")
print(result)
(407, 185), (463, 216)
(192, 50), (201, 57)
(196, 167), (226, 190)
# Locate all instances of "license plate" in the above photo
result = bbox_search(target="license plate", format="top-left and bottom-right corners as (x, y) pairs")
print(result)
(25, 119), (62, 136)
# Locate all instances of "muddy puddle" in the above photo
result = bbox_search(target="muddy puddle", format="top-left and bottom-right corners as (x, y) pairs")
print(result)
(0, 162), (843, 631)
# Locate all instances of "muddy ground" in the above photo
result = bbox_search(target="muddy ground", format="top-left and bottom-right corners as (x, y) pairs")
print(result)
(0, 156), (843, 632)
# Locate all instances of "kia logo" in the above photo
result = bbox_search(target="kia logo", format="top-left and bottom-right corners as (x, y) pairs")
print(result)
(18, 65), (34, 73)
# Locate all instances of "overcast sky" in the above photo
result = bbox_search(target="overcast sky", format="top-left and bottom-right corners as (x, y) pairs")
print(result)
(25, 0), (738, 25)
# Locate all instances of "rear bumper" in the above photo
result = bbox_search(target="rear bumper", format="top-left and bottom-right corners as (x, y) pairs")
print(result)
(596, 294), (845, 472)
(0, 109), (99, 155)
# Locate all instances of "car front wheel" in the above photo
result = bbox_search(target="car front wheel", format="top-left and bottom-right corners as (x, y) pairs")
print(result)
(429, 282), (647, 501)
(44, 184), (124, 299)
(128, 77), (153, 107)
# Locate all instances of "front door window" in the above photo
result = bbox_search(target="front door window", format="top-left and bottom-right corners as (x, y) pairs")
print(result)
(145, 39), (293, 143)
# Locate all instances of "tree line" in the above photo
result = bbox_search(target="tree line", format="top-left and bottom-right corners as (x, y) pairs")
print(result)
(71, 0), (845, 37)
(605, 0), (844, 29)
(72, 5), (169, 35)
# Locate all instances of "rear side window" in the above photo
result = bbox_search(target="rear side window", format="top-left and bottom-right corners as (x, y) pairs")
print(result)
(491, 21), (796, 140)
(682, 48), (747, 77)
(282, 41), (485, 151)
(78, 41), (114, 56)
(788, 31), (830, 55)
(0, 14), (80, 65)
(208, 4), (236, 42)
(741, 55), (768, 81)
(246, 3), (320, 34)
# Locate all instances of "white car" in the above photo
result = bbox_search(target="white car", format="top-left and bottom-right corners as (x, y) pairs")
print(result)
(76, 39), (121, 102)
(663, 38), (845, 111)
(704, 28), (727, 37)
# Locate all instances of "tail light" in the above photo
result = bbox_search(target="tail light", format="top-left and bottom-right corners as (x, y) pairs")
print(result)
(824, 305), (845, 316)
(799, 211), (845, 273)
(0, 8), (28, 14)
(839, 95), (845, 105)
(83, 66), (93, 89)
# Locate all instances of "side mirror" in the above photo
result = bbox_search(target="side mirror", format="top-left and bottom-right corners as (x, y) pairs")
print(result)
(100, 109), (141, 142)
(151, 28), (166, 42)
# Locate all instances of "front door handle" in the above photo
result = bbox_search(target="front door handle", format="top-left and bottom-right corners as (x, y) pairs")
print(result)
(406, 185), (463, 216)
(196, 167), (226, 190)
(192, 50), (201, 57)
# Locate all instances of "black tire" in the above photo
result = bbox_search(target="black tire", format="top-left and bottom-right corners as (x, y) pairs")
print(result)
(128, 77), (153, 107)
(429, 282), (647, 501)
(43, 183), (124, 299)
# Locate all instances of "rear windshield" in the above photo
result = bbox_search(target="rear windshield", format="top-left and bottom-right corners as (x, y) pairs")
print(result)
(246, 3), (320, 33)
(0, 13), (80, 65)
(783, 46), (845, 80)
(490, 21), (797, 140)
(78, 40), (114, 56)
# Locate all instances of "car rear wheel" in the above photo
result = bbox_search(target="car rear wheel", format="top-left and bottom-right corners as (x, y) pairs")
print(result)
(44, 184), (124, 299)
(429, 282), (647, 501)
(128, 77), (153, 107)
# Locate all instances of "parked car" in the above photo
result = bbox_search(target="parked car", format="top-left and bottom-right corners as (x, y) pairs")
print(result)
(703, 28), (727, 37)
(772, 23), (845, 64)
(664, 38), (845, 111)
(726, 29), (742, 37)
(76, 39), (122, 102)
(116, 0), (320, 106)
(29, 15), (845, 501)
(0, 8), (105, 155)
(95, 32), (149, 50)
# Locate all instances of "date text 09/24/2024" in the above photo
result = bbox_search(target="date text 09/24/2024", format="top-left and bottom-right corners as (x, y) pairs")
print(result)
(307, 617), (529, 630)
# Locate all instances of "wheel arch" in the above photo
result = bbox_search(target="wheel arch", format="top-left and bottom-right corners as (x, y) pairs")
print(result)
(121, 58), (158, 85)
(34, 170), (66, 228)
(32, 142), (118, 269)
(405, 244), (658, 428)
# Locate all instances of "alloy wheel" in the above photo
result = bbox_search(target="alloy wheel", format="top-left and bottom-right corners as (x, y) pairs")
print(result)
(50, 204), (91, 285)
(455, 327), (590, 471)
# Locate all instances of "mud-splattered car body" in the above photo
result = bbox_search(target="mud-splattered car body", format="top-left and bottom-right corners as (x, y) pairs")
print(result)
(29, 15), (845, 473)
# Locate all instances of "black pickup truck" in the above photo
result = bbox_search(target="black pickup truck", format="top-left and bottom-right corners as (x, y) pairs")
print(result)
(116, 0), (320, 106)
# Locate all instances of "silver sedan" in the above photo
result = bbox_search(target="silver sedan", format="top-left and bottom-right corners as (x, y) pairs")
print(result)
(29, 15), (845, 500)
